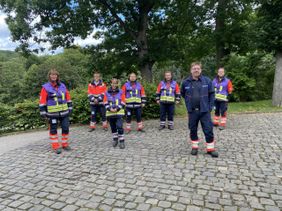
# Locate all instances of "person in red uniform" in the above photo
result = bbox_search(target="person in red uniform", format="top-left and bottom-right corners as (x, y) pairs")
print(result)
(39, 69), (73, 154)
(88, 71), (108, 132)
(122, 72), (146, 133)
(156, 71), (181, 130)
(104, 78), (126, 149)
(212, 67), (233, 130)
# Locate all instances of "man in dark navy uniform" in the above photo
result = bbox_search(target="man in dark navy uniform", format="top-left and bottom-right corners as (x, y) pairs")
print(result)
(181, 62), (218, 157)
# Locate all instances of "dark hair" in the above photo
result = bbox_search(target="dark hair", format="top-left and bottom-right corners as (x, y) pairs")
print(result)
(128, 72), (137, 80)
(164, 70), (173, 81)
(111, 77), (119, 84)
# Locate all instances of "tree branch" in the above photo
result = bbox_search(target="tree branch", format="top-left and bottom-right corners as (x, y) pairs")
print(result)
(97, 0), (137, 40)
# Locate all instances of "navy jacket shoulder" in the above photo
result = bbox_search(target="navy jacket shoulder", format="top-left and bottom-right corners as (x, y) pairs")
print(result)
(181, 75), (215, 113)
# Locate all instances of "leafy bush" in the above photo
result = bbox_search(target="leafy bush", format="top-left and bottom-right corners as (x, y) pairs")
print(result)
(70, 88), (91, 124)
(224, 51), (275, 101)
(0, 100), (46, 134)
(142, 82), (160, 119)
(0, 83), (162, 134)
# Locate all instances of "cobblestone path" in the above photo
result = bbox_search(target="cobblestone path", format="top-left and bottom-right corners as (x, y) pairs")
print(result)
(0, 113), (281, 211)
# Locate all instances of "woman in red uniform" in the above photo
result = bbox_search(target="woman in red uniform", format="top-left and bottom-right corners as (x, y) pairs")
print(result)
(39, 69), (73, 154)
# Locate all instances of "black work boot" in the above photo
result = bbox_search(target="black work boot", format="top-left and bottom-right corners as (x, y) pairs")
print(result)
(191, 148), (198, 156)
(219, 126), (225, 130)
(112, 138), (118, 147)
(158, 125), (165, 131)
(55, 148), (62, 154)
(119, 141), (125, 149)
(63, 146), (71, 151)
(207, 151), (219, 158)
(88, 128), (95, 132)
(168, 125), (174, 130)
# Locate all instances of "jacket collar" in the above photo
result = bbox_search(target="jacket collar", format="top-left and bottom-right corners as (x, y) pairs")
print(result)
(92, 80), (102, 86)
(49, 81), (60, 87)
(216, 76), (226, 82)
(128, 80), (137, 85)
(108, 87), (120, 94)
(187, 75), (203, 82)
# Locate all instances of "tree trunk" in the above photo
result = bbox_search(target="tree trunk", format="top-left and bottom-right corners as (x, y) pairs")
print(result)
(272, 51), (282, 107)
(138, 48), (154, 82)
(136, 1), (154, 82)
(137, 38), (153, 81)
(215, 0), (226, 66)
(137, 33), (153, 82)
(140, 60), (153, 82)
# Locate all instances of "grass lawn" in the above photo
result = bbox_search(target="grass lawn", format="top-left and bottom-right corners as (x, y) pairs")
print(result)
(175, 100), (282, 117)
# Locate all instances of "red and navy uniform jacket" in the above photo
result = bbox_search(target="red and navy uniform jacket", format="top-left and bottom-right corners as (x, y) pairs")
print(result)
(88, 80), (107, 105)
(39, 81), (72, 118)
(212, 76), (233, 101)
(103, 88), (126, 118)
(181, 75), (215, 112)
(121, 81), (146, 108)
(156, 80), (181, 104)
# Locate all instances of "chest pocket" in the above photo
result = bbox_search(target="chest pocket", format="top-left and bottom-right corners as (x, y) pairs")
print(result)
(201, 84), (209, 96)
(185, 86), (192, 97)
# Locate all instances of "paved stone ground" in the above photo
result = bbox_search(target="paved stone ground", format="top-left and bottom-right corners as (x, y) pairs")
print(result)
(0, 113), (282, 211)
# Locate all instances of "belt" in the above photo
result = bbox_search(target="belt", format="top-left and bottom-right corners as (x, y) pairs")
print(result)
(192, 108), (200, 111)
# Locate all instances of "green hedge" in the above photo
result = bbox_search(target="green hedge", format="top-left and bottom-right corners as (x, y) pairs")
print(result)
(0, 100), (47, 134)
(0, 83), (167, 134)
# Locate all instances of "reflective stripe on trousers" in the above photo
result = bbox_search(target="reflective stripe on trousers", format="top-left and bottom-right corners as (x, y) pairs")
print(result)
(191, 140), (199, 149)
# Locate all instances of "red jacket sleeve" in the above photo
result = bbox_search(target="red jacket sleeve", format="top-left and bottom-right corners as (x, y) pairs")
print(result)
(175, 83), (180, 94)
(141, 85), (146, 97)
(121, 84), (126, 94)
(66, 90), (71, 101)
(156, 83), (161, 93)
(39, 87), (48, 105)
(103, 94), (108, 103)
(121, 91), (126, 105)
(228, 80), (233, 94)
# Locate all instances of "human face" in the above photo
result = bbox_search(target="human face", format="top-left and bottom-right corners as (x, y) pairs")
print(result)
(164, 72), (172, 81)
(111, 79), (119, 89)
(49, 73), (58, 82)
(191, 65), (202, 79)
(217, 68), (225, 78)
(129, 73), (136, 82)
(94, 73), (100, 82)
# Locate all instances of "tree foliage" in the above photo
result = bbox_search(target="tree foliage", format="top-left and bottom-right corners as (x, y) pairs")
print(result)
(0, 0), (281, 106)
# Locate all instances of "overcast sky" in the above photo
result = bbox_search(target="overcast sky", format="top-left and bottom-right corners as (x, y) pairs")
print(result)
(0, 11), (101, 55)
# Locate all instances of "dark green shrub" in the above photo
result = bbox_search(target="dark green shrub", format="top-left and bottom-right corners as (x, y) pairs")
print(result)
(0, 83), (178, 134)
(224, 51), (275, 102)
(70, 88), (91, 124)
(142, 82), (160, 119)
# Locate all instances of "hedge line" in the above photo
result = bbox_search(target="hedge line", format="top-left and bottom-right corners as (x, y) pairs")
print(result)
(0, 82), (164, 135)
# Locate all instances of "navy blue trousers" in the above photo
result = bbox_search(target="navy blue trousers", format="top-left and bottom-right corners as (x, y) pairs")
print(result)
(90, 105), (106, 122)
(188, 111), (214, 143)
(160, 103), (175, 122)
(108, 117), (124, 135)
(49, 115), (69, 135)
(214, 100), (228, 117)
(126, 107), (142, 123)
